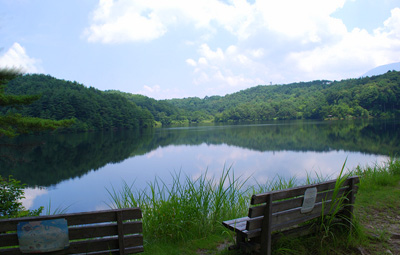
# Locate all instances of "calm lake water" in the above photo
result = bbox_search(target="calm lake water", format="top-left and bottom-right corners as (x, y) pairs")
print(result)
(1, 119), (399, 213)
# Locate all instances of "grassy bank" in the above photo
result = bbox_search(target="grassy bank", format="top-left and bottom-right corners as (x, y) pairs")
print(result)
(107, 159), (400, 254)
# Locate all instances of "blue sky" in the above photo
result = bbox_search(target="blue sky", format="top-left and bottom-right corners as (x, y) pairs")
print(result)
(0, 0), (399, 99)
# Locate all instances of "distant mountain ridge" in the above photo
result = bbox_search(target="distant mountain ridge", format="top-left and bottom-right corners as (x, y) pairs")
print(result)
(363, 62), (400, 77)
(4, 71), (400, 131)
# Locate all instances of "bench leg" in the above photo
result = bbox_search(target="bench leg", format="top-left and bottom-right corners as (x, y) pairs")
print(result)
(260, 194), (272, 255)
(228, 232), (246, 250)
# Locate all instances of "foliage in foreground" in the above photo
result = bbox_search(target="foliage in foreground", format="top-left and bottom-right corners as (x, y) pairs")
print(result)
(0, 175), (43, 218)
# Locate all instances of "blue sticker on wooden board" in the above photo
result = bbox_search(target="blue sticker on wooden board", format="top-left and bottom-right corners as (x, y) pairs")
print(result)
(17, 218), (69, 253)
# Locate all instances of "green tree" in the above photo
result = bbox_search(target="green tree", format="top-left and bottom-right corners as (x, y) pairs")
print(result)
(0, 68), (74, 137)
(0, 175), (43, 218)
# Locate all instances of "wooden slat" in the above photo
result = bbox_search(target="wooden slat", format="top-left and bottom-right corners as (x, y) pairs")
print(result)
(271, 222), (316, 241)
(249, 188), (347, 218)
(68, 221), (142, 240)
(0, 247), (20, 255)
(61, 235), (143, 255)
(0, 232), (18, 247)
(222, 217), (248, 233)
(246, 200), (335, 231)
(0, 235), (143, 255)
(251, 176), (359, 205)
(0, 208), (142, 233)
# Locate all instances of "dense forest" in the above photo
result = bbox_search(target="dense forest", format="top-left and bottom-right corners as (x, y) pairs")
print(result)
(3, 74), (154, 131)
(2, 71), (400, 131)
(168, 71), (400, 122)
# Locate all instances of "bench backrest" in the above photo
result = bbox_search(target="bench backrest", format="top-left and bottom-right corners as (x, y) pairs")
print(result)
(0, 207), (143, 255)
(245, 176), (359, 239)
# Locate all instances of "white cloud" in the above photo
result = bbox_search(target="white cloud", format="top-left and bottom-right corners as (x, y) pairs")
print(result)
(287, 7), (400, 81)
(254, 0), (347, 42)
(377, 7), (400, 39)
(85, 0), (168, 43)
(85, 1), (400, 95)
(0, 43), (43, 73)
(21, 187), (48, 210)
(188, 43), (267, 95)
(84, 0), (254, 43)
(185, 58), (196, 67)
(138, 84), (183, 99)
(142, 84), (161, 93)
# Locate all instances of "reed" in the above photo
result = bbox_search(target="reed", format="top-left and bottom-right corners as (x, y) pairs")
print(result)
(318, 158), (352, 242)
(107, 166), (250, 243)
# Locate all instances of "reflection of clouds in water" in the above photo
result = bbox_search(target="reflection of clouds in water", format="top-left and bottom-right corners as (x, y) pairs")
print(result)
(21, 187), (48, 209)
(189, 146), (390, 188)
(146, 148), (164, 158)
(95, 204), (109, 211)
(24, 142), (390, 213)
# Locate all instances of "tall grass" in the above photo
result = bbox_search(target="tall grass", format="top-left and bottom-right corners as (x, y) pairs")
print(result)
(352, 157), (400, 190)
(318, 159), (352, 242)
(107, 167), (250, 243)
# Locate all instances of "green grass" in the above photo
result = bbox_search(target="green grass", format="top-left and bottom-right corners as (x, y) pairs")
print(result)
(107, 167), (250, 245)
(107, 158), (400, 254)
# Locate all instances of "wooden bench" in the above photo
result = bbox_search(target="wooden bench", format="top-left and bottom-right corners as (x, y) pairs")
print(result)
(0, 207), (143, 255)
(223, 176), (359, 255)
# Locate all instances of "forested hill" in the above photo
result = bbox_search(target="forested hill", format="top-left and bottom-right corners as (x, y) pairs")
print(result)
(168, 71), (400, 122)
(3, 74), (154, 131)
(3, 71), (400, 132)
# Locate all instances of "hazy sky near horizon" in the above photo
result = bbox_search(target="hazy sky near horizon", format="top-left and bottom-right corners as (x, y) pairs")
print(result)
(1, 0), (400, 99)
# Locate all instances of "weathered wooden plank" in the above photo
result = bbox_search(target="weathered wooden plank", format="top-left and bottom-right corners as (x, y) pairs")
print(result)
(246, 200), (335, 231)
(58, 235), (143, 254)
(271, 222), (316, 241)
(249, 188), (347, 218)
(0, 235), (144, 255)
(0, 232), (18, 247)
(0, 208), (142, 233)
(222, 216), (248, 232)
(251, 176), (358, 205)
(0, 247), (20, 255)
(222, 218), (248, 233)
(68, 221), (142, 240)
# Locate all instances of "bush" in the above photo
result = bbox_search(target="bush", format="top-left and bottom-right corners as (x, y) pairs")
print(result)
(0, 175), (43, 218)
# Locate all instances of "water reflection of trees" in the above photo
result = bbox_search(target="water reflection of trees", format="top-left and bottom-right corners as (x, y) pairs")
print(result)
(1, 120), (398, 187)
(0, 129), (153, 187)
(155, 120), (399, 155)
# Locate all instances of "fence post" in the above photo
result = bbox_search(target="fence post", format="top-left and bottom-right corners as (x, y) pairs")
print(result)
(344, 176), (356, 231)
(117, 210), (126, 255)
(260, 194), (272, 255)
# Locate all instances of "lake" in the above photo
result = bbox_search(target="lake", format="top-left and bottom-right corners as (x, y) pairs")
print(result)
(1, 119), (399, 213)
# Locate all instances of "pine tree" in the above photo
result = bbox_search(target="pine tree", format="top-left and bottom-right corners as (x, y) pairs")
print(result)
(0, 68), (74, 137)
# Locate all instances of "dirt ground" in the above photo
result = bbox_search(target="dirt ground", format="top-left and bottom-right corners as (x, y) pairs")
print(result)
(357, 206), (400, 255)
